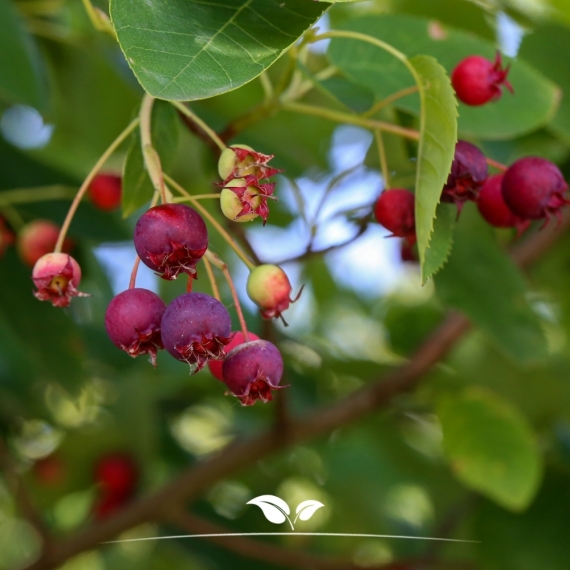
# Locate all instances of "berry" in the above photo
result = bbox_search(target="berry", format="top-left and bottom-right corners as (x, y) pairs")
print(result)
(400, 240), (418, 263)
(222, 340), (284, 406)
(17, 220), (72, 267)
(246, 264), (300, 322)
(207, 331), (260, 381)
(134, 204), (208, 281)
(220, 176), (275, 225)
(0, 217), (14, 258)
(477, 174), (530, 233)
(105, 288), (166, 367)
(32, 253), (88, 307)
(374, 189), (415, 239)
(442, 140), (488, 210)
(88, 173), (122, 211)
(33, 454), (65, 486)
(218, 144), (280, 182)
(93, 493), (129, 520)
(502, 157), (569, 222)
(451, 52), (514, 106)
(94, 452), (138, 498)
(161, 292), (233, 373)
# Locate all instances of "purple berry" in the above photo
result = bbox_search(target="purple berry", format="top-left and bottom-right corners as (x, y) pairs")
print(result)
(134, 204), (208, 281)
(161, 292), (232, 373)
(222, 340), (284, 406)
(501, 157), (569, 222)
(442, 140), (488, 211)
(105, 288), (166, 367)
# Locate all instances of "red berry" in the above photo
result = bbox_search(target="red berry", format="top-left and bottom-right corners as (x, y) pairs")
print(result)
(93, 493), (129, 519)
(94, 452), (138, 497)
(222, 340), (284, 406)
(33, 454), (65, 486)
(0, 217), (14, 258)
(374, 189), (415, 238)
(32, 253), (88, 307)
(451, 52), (514, 106)
(207, 331), (260, 381)
(18, 220), (72, 267)
(502, 157), (569, 222)
(246, 264), (300, 323)
(105, 288), (166, 367)
(400, 240), (418, 263)
(442, 140), (488, 210)
(477, 174), (530, 233)
(134, 204), (208, 281)
(161, 292), (233, 373)
(88, 173), (122, 211)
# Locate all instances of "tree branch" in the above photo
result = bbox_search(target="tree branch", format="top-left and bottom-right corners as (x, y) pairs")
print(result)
(26, 213), (570, 570)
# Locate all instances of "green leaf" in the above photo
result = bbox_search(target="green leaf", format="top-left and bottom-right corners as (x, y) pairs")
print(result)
(0, 0), (47, 109)
(409, 55), (457, 280)
(438, 387), (543, 511)
(435, 206), (548, 363)
(328, 14), (559, 140)
(422, 202), (456, 280)
(110, 0), (329, 101)
(122, 100), (179, 217)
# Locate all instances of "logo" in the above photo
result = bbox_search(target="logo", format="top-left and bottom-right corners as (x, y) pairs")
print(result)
(246, 495), (324, 530)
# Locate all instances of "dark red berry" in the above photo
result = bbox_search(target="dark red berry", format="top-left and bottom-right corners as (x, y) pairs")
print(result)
(400, 240), (418, 263)
(374, 189), (415, 239)
(134, 204), (208, 281)
(161, 292), (233, 373)
(93, 493), (129, 519)
(88, 173), (122, 211)
(18, 220), (72, 267)
(477, 174), (530, 233)
(32, 253), (88, 307)
(94, 452), (138, 497)
(222, 340), (284, 406)
(451, 52), (514, 106)
(207, 331), (260, 381)
(502, 157), (569, 222)
(442, 140), (488, 210)
(105, 288), (166, 367)
(0, 217), (14, 258)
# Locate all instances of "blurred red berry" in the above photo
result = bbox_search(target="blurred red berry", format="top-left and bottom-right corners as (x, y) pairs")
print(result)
(0, 217), (14, 258)
(94, 452), (138, 498)
(18, 220), (72, 267)
(33, 454), (66, 486)
(93, 493), (130, 520)
(88, 173), (122, 211)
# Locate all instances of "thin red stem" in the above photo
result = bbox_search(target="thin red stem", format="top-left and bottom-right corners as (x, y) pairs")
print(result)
(486, 157), (508, 172)
(129, 256), (141, 289)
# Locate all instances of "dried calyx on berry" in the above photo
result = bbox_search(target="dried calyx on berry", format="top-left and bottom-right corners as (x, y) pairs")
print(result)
(32, 253), (89, 308)
(222, 340), (285, 406)
(105, 288), (166, 367)
(207, 331), (260, 381)
(218, 144), (281, 182)
(477, 174), (530, 234)
(161, 292), (233, 373)
(451, 52), (514, 107)
(501, 157), (569, 224)
(246, 264), (302, 324)
(442, 140), (488, 212)
(374, 188), (416, 244)
(134, 204), (208, 280)
(220, 176), (276, 225)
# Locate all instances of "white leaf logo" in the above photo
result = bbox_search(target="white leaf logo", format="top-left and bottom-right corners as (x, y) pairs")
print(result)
(247, 495), (293, 529)
(294, 500), (325, 523)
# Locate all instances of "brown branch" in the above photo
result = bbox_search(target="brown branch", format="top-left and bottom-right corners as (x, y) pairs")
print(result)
(25, 212), (570, 570)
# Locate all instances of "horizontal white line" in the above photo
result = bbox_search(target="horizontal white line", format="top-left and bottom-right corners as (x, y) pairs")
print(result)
(104, 532), (479, 545)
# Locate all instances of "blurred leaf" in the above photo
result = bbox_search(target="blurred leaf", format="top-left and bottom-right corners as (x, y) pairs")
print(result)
(438, 386), (542, 511)
(409, 55), (457, 279)
(422, 202), (456, 280)
(328, 14), (559, 140)
(435, 206), (547, 363)
(111, 0), (328, 101)
(122, 100), (179, 217)
(0, 0), (47, 109)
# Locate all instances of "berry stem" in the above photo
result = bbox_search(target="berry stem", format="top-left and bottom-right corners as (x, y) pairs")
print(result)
(282, 101), (420, 141)
(140, 95), (168, 205)
(205, 250), (249, 342)
(171, 194), (221, 202)
(163, 173), (256, 271)
(486, 157), (508, 173)
(129, 256), (141, 289)
(375, 130), (390, 189)
(259, 71), (274, 102)
(54, 118), (139, 253)
(202, 254), (221, 301)
(80, 0), (115, 37)
(170, 101), (227, 152)
(0, 185), (77, 207)
(362, 85), (419, 117)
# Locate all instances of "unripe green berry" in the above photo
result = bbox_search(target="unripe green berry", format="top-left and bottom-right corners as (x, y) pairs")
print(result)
(218, 144), (254, 180)
(247, 264), (293, 320)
